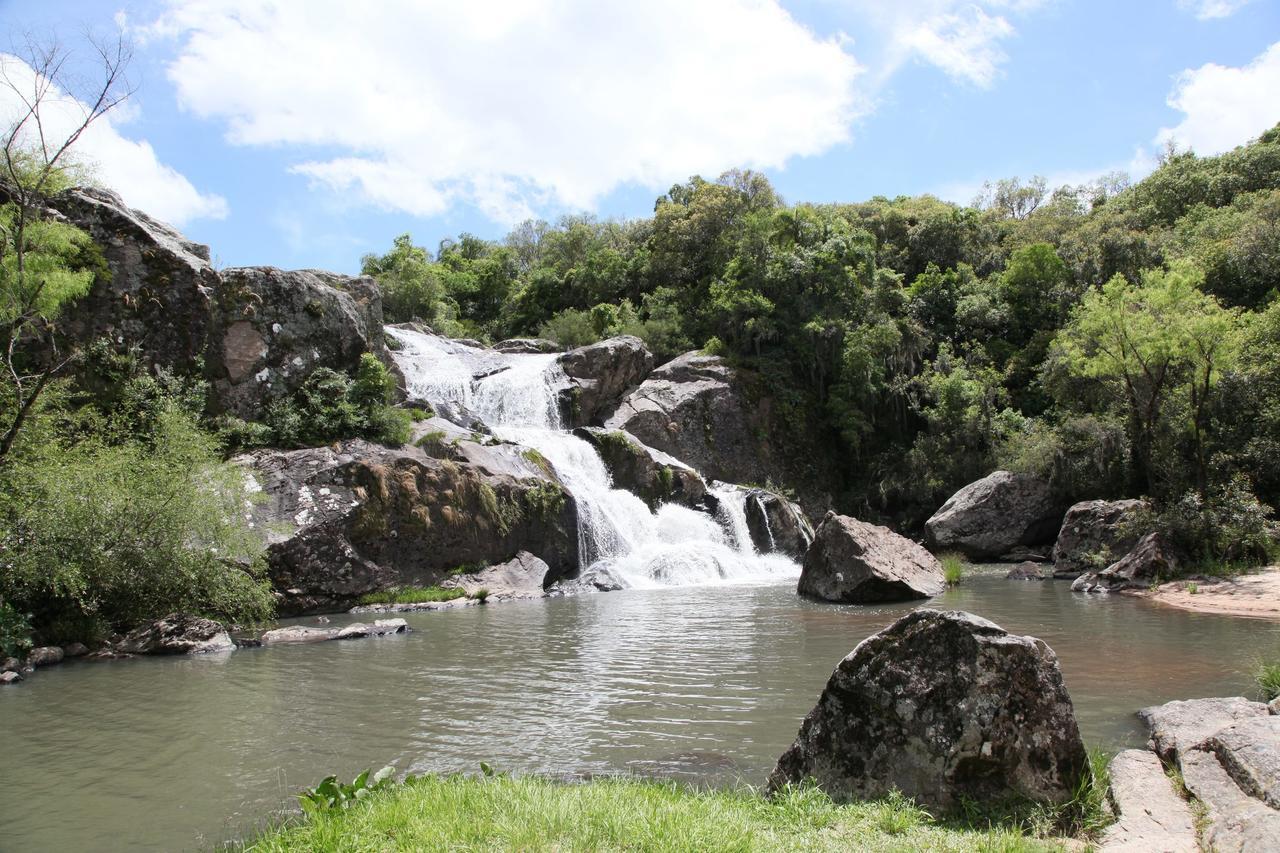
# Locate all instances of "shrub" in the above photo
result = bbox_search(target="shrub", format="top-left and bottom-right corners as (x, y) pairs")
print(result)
(538, 308), (599, 348)
(1148, 474), (1278, 568)
(264, 357), (411, 449)
(0, 599), (33, 658)
(0, 406), (275, 640)
(469, 588), (490, 603)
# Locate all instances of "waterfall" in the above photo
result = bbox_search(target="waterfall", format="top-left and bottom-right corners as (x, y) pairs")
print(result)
(386, 326), (799, 588)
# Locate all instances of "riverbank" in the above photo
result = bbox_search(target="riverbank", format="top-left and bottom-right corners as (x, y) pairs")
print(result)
(243, 774), (1080, 852)
(1133, 565), (1280, 620)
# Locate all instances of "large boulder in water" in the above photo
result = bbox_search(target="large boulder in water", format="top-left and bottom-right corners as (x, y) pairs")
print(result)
(738, 486), (814, 559)
(51, 188), (387, 421)
(573, 427), (707, 510)
(924, 471), (1061, 560)
(239, 439), (578, 615)
(765, 609), (1089, 810)
(798, 512), (944, 603)
(558, 336), (654, 426)
(1051, 498), (1149, 579)
(117, 613), (235, 655)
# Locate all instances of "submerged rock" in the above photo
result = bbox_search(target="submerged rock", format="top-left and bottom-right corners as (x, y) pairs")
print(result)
(118, 613), (235, 655)
(924, 471), (1061, 560)
(336, 618), (410, 640)
(0, 670), (22, 685)
(260, 625), (337, 645)
(1005, 562), (1046, 580)
(765, 609), (1088, 810)
(1052, 499), (1149, 579)
(798, 513), (944, 603)
(559, 335), (654, 426)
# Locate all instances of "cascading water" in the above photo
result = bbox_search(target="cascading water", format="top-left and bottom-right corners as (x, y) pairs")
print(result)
(386, 326), (798, 588)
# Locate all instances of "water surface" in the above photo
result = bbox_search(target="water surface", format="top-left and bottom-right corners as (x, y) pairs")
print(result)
(3, 573), (1278, 852)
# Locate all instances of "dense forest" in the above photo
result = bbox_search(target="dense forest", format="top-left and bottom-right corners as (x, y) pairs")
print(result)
(361, 126), (1280, 554)
(3, 124), (1279, 650)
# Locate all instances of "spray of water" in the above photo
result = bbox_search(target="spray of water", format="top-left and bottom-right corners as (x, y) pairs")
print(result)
(386, 326), (799, 588)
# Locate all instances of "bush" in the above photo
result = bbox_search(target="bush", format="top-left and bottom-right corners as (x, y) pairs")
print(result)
(0, 406), (274, 641)
(0, 599), (33, 658)
(1150, 474), (1278, 567)
(265, 356), (411, 449)
(538, 308), (599, 348)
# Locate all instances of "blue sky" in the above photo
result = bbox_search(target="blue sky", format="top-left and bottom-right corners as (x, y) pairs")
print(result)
(2, 0), (1278, 274)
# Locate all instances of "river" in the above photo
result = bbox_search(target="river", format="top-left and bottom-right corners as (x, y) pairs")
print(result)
(3, 572), (1278, 852)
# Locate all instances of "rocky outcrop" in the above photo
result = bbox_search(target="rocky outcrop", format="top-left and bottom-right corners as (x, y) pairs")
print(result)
(797, 513), (944, 603)
(1052, 499), (1149, 579)
(1073, 532), (1179, 593)
(117, 613), (235, 655)
(559, 336), (654, 426)
(210, 267), (386, 419)
(260, 618), (409, 645)
(52, 188), (387, 420)
(443, 551), (552, 601)
(240, 439), (578, 615)
(1139, 697), (1280, 851)
(924, 471), (1062, 560)
(573, 427), (707, 509)
(1102, 749), (1198, 852)
(603, 352), (784, 495)
(494, 338), (561, 354)
(765, 610), (1088, 810)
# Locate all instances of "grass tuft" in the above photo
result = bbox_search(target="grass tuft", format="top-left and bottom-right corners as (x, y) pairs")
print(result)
(1256, 659), (1280, 701)
(356, 586), (467, 606)
(940, 552), (966, 586)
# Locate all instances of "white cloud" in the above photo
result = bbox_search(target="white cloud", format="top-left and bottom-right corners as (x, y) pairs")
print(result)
(147, 0), (864, 224)
(1157, 41), (1280, 155)
(843, 1), (1046, 88)
(0, 53), (228, 226)
(1177, 0), (1253, 21)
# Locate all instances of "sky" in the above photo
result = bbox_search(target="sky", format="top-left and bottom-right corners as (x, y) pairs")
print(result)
(1, 0), (1278, 275)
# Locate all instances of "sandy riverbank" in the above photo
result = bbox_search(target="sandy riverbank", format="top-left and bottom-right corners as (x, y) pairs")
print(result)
(1129, 566), (1280, 620)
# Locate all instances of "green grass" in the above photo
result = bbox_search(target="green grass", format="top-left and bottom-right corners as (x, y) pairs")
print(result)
(355, 586), (467, 606)
(940, 553), (966, 586)
(244, 774), (1075, 852)
(1256, 659), (1280, 701)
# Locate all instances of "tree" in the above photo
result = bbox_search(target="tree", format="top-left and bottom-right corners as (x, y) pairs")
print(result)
(0, 34), (133, 462)
(1055, 262), (1244, 496)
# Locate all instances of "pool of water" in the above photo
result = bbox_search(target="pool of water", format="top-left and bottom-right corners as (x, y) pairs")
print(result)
(3, 572), (1278, 851)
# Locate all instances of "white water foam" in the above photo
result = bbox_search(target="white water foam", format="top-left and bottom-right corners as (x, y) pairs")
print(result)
(387, 326), (799, 588)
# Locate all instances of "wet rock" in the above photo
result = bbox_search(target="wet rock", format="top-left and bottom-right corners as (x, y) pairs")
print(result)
(741, 487), (814, 559)
(1006, 562), (1046, 580)
(239, 439), (578, 615)
(27, 646), (64, 667)
(260, 625), (337, 645)
(1, 656), (20, 672)
(349, 597), (477, 614)
(493, 338), (561, 354)
(798, 512), (944, 603)
(118, 613), (235, 655)
(443, 551), (551, 601)
(924, 471), (1062, 560)
(1052, 499), (1149, 579)
(1138, 697), (1270, 764)
(547, 565), (627, 595)
(574, 427), (707, 510)
(0, 670), (21, 685)
(1101, 749), (1198, 852)
(559, 336), (654, 426)
(765, 609), (1088, 810)
(63, 642), (90, 658)
(336, 618), (410, 640)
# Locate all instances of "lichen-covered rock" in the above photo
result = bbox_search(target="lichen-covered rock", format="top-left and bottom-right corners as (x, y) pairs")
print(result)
(117, 613), (235, 655)
(559, 336), (654, 426)
(27, 646), (64, 667)
(239, 439), (579, 615)
(573, 427), (706, 510)
(209, 267), (386, 419)
(798, 512), (944, 603)
(52, 188), (388, 421)
(765, 610), (1088, 810)
(924, 471), (1062, 560)
(1052, 499), (1149, 579)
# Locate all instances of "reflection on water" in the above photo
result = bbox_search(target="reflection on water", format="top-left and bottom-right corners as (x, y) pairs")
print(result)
(2, 574), (1278, 852)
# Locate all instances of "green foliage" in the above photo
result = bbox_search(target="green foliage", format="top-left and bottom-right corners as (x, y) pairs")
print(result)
(1256, 660), (1280, 701)
(298, 766), (402, 815)
(940, 553), (966, 586)
(415, 429), (449, 454)
(537, 307), (600, 348)
(265, 359), (410, 449)
(0, 599), (33, 658)
(1142, 474), (1278, 567)
(468, 588), (490, 603)
(0, 205), (97, 325)
(0, 404), (274, 640)
(522, 482), (566, 519)
(248, 773), (1076, 852)
(355, 586), (466, 606)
